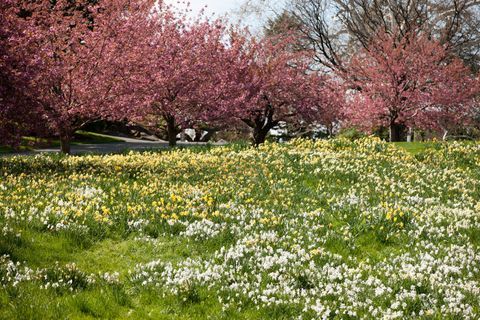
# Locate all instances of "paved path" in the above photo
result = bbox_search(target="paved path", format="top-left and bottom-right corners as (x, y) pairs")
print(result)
(4, 135), (221, 156)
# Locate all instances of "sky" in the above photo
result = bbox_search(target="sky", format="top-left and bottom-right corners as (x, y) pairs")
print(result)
(184, 0), (243, 17)
(165, 0), (243, 19)
(165, 0), (286, 30)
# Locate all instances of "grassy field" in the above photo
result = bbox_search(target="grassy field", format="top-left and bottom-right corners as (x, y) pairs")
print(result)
(392, 141), (436, 154)
(0, 138), (479, 319)
(0, 131), (122, 154)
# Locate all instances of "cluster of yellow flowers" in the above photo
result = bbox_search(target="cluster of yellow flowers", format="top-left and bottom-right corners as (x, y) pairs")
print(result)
(381, 202), (410, 229)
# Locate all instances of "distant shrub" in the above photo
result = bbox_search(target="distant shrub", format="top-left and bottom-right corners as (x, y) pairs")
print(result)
(337, 128), (365, 140)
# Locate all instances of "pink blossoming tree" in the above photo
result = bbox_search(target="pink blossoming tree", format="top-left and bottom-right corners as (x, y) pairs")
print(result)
(121, 6), (235, 147)
(227, 33), (325, 145)
(344, 31), (478, 141)
(18, 0), (154, 153)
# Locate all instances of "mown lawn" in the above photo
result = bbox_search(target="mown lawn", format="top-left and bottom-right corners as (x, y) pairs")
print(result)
(0, 131), (122, 154)
(0, 138), (479, 319)
(392, 141), (436, 154)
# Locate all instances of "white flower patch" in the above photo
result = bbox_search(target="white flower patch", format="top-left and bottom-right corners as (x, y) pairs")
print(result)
(75, 186), (104, 200)
(180, 219), (226, 241)
(0, 256), (122, 291)
(101, 271), (120, 285)
(128, 218), (150, 232)
(129, 197), (480, 319)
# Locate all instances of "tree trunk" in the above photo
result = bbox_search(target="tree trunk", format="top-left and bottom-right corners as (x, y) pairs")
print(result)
(389, 123), (407, 142)
(60, 134), (71, 154)
(166, 116), (178, 147)
(252, 126), (270, 146)
(442, 130), (449, 141)
(194, 129), (203, 142)
(327, 124), (334, 138)
(201, 129), (218, 142)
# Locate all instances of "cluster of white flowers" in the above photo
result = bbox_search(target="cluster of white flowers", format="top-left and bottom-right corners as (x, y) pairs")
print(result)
(126, 142), (480, 318)
(0, 255), (36, 288)
(179, 219), (226, 240)
(101, 271), (120, 285)
(0, 256), (123, 291)
(75, 186), (104, 199)
(128, 218), (150, 231)
(130, 203), (480, 318)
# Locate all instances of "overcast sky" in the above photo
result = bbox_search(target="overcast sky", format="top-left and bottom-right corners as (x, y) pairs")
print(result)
(165, 0), (285, 30)
(165, 0), (242, 19)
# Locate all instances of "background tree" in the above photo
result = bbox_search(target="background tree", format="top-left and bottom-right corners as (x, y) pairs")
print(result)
(307, 75), (345, 136)
(264, 10), (302, 36)
(288, 0), (480, 71)
(418, 72), (480, 139)
(124, 10), (233, 147)
(227, 33), (329, 145)
(344, 30), (478, 141)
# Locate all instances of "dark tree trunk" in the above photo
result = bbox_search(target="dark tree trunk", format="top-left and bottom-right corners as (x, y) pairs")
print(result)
(252, 125), (272, 146)
(165, 115), (179, 147)
(389, 123), (407, 142)
(194, 129), (203, 142)
(60, 134), (72, 154)
(201, 129), (218, 142)
(245, 103), (278, 146)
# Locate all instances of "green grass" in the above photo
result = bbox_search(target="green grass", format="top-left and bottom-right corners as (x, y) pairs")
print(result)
(392, 141), (437, 154)
(0, 131), (122, 154)
(0, 137), (446, 155)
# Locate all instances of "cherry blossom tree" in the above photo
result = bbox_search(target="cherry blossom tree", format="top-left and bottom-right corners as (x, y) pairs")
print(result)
(122, 7), (235, 147)
(344, 31), (478, 142)
(227, 33), (322, 145)
(17, 0), (154, 153)
(117, 8), (342, 146)
(419, 74), (480, 140)
(305, 75), (345, 137)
